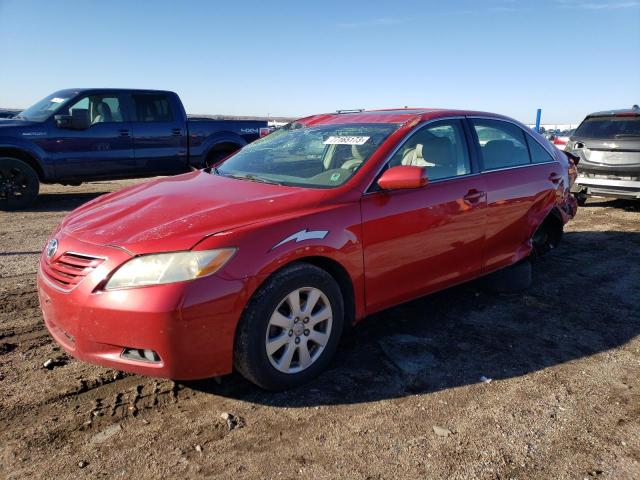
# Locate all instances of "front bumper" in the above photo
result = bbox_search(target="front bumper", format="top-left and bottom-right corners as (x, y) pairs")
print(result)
(572, 175), (640, 200)
(37, 237), (250, 380)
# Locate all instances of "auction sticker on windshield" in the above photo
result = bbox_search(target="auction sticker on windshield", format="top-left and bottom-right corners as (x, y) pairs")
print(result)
(323, 136), (370, 145)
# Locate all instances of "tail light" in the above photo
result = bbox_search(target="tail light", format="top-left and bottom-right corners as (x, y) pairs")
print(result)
(259, 127), (271, 138)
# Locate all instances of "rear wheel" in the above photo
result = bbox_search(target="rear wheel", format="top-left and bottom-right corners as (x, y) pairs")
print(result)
(234, 263), (344, 391)
(0, 158), (39, 210)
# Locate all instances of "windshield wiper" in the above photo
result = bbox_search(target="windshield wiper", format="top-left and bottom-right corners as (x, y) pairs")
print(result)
(614, 134), (640, 138)
(223, 172), (282, 185)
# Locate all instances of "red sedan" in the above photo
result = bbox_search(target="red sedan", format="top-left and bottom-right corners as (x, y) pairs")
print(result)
(37, 108), (578, 390)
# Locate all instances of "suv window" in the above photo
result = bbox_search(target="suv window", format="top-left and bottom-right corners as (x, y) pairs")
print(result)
(472, 119), (530, 170)
(132, 94), (173, 122)
(526, 134), (555, 164)
(388, 120), (471, 180)
(574, 115), (640, 139)
(67, 95), (124, 124)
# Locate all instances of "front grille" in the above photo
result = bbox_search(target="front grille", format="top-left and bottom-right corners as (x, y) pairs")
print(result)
(42, 252), (104, 291)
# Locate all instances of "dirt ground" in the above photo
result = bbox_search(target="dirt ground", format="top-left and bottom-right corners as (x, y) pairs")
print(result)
(0, 180), (638, 480)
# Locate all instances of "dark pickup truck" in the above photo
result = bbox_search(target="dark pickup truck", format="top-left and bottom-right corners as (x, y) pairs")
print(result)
(0, 88), (270, 209)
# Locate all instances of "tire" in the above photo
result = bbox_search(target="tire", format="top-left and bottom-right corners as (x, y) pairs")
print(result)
(234, 263), (344, 391)
(0, 157), (39, 210)
(205, 147), (239, 168)
(575, 193), (587, 206)
(480, 259), (532, 293)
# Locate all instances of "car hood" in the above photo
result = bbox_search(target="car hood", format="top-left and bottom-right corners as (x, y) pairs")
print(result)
(0, 118), (40, 129)
(59, 170), (327, 254)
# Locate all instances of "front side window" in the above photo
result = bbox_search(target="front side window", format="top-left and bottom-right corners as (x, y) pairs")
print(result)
(217, 122), (399, 188)
(67, 95), (124, 124)
(472, 119), (530, 170)
(132, 94), (173, 122)
(388, 120), (471, 180)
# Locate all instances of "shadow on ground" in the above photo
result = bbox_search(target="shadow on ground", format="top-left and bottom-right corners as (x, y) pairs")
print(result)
(185, 230), (640, 406)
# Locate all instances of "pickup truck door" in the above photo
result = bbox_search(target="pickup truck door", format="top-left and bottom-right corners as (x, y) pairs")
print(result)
(127, 93), (189, 175)
(48, 93), (135, 179)
(361, 119), (487, 313)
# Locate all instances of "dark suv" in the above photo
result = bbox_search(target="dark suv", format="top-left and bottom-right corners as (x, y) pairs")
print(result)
(568, 106), (640, 204)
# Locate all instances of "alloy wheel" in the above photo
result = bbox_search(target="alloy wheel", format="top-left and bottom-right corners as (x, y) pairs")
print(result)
(265, 287), (333, 374)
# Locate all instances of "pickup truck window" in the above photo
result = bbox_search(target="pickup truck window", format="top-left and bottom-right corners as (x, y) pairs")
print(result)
(217, 122), (399, 188)
(67, 95), (124, 124)
(132, 94), (173, 122)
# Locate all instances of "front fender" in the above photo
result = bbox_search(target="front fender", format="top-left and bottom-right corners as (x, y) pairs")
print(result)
(194, 201), (366, 320)
(0, 140), (51, 179)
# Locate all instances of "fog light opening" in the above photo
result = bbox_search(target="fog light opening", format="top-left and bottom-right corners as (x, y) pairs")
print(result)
(121, 348), (161, 363)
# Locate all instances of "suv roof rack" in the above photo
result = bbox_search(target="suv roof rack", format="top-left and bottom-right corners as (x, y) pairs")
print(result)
(335, 109), (365, 114)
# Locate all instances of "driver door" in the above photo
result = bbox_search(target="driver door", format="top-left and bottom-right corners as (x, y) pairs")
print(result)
(361, 119), (487, 313)
(47, 93), (135, 180)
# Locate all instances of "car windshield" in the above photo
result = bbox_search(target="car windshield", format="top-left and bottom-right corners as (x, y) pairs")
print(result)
(16, 92), (75, 122)
(574, 116), (640, 139)
(216, 122), (399, 188)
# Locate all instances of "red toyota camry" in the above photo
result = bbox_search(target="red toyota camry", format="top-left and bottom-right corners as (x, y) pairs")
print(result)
(37, 108), (578, 390)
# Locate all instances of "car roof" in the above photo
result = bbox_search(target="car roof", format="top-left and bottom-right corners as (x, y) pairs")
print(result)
(586, 106), (640, 117)
(297, 108), (515, 126)
(54, 88), (175, 96)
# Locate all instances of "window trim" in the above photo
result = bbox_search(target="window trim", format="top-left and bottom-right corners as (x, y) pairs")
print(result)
(365, 116), (476, 194)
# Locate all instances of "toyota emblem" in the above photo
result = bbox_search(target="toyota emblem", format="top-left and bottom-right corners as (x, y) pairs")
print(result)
(45, 239), (58, 259)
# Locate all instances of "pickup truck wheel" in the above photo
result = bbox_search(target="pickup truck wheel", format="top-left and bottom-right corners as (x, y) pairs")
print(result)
(234, 263), (344, 391)
(0, 158), (39, 210)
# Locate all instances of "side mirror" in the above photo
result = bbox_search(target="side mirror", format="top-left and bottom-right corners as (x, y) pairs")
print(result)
(55, 109), (90, 130)
(377, 165), (428, 190)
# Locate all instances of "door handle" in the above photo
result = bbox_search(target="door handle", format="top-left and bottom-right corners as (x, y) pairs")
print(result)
(119, 129), (130, 137)
(171, 128), (182, 136)
(463, 189), (486, 205)
(549, 173), (562, 184)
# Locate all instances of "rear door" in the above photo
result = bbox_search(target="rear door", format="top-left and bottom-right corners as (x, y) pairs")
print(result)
(48, 92), (135, 179)
(127, 93), (188, 175)
(468, 118), (561, 272)
(361, 119), (487, 313)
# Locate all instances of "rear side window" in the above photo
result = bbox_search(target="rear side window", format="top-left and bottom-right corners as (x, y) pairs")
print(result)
(132, 94), (173, 122)
(472, 119), (530, 170)
(574, 116), (640, 139)
(526, 135), (555, 164)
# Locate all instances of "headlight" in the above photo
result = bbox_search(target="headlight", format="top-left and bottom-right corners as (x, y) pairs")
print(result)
(105, 248), (236, 290)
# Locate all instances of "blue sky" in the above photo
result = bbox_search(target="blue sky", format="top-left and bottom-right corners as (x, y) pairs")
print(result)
(0, 0), (638, 123)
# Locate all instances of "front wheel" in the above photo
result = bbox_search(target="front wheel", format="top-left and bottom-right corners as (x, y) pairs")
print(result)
(234, 263), (344, 391)
(0, 158), (40, 210)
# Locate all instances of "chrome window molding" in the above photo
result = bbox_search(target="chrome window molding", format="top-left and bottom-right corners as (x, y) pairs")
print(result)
(364, 115), (560, 195)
